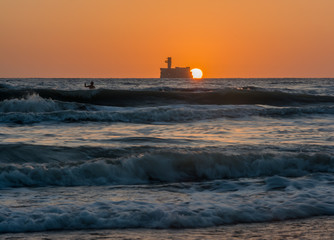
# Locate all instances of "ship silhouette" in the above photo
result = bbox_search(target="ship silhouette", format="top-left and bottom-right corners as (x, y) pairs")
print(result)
(160, 57), (192, 78)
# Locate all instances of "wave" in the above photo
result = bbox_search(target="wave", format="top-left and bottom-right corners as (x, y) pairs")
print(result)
(1, 94), (334, 124)
(1, 182), (334, 233)
(0, 144), (333, 188)
(0, 93), (89, 113)
(1, 87), (334, 107)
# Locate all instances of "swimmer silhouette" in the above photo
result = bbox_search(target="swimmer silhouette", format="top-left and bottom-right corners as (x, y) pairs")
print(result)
(84, 81), (95, 89)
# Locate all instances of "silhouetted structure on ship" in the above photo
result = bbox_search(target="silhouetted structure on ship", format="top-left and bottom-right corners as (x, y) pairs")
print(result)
(160, 57), (192, 78)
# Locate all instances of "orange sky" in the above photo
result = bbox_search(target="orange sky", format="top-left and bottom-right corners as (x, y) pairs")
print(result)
(1, 0), (334, 78)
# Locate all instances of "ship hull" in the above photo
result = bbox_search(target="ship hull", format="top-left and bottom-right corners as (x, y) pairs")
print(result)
(160, 67), (192, 78)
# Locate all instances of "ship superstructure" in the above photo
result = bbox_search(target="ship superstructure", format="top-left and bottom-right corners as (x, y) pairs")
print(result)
(160, 57), (192, 78)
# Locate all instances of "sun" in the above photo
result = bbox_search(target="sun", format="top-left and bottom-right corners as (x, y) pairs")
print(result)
(191, 68), (203, 79)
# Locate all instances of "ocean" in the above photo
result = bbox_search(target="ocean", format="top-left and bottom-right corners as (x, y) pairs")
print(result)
(0, 78), (334, 239)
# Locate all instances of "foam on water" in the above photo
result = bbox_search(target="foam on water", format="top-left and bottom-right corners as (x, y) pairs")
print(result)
(0, 174), (334, 233)
(2, 87), (334, 107)
(0, 145), (333, 188)
(0, 94), (61, 113)
(1, 94), (334, 124)
(0, 94), (97, 113)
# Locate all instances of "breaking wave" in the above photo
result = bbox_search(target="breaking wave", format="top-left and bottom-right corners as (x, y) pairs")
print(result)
(0, 93), (96, 113)
(0, 144), (333, 188)
(1, 88), (334, 107)
(1, 94), (334, 124)
(1, 187), (334, 233)
(1, 144), (334, 233)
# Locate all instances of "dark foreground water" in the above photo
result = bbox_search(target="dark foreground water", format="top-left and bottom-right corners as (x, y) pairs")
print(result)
(0, 78), (334, 239)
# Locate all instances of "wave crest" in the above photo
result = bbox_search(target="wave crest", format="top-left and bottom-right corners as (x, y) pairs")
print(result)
(0, 145), (333, 188)
(0, 94), (60, 113)
(2, 88), (334, 107)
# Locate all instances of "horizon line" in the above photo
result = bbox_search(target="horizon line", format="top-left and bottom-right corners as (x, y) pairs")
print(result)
(1, 77), (334, 80)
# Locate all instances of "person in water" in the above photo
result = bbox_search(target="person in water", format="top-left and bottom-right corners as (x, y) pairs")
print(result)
(84, 81), (95, 89)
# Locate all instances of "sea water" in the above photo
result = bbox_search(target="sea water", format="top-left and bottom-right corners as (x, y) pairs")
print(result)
(0, 78), (334, 239)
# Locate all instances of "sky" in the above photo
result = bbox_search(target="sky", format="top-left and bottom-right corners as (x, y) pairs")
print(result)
(1, 0), (334, 78)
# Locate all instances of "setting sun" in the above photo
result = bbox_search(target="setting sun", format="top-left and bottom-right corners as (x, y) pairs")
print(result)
(191, 68), (203, 79)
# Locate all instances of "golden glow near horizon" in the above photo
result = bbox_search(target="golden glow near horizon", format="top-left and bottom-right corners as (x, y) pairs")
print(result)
(191, 68), (203, 79)
(1, 0), (334, 78)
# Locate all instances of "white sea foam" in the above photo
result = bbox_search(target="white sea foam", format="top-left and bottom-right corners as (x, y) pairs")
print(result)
(0, 94), (99, 114)
(0, 94), (62, 113)
(0, 174), (334, 233)
(0, 148), (333, 188)
(1, 96), (334, 124)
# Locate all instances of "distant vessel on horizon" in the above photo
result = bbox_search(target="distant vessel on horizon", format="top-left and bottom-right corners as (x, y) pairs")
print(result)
(160, 57), (192, 78)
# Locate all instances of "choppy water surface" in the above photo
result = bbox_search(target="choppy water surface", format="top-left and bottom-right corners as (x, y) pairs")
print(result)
(0, 78), (334, 238)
